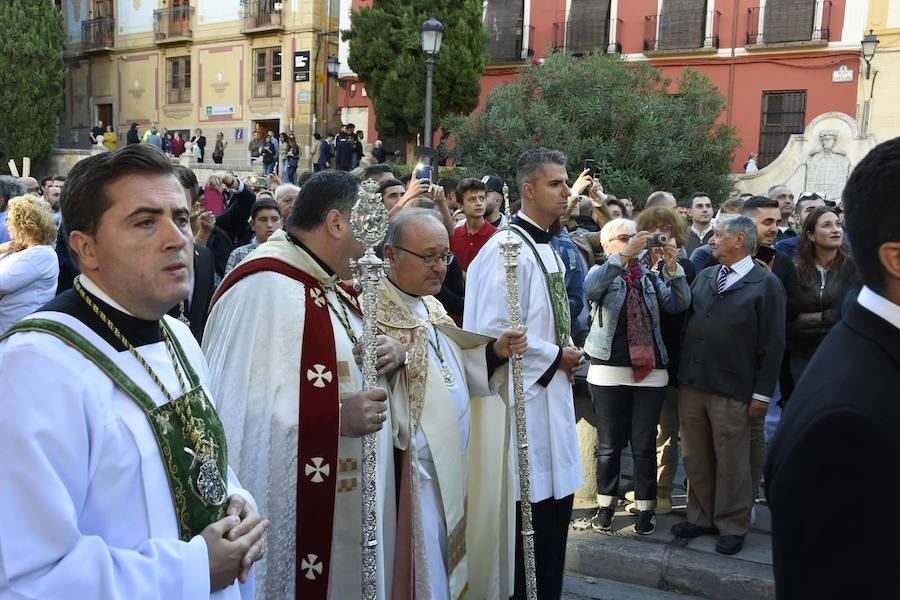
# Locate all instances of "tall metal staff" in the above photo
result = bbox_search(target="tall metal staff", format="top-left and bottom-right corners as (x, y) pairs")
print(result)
(498, 182), (538, 600)
(350, 179), (389, 600)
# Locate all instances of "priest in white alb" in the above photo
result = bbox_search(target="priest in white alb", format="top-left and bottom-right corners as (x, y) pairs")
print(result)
(464, 148), (586, 600)
(0, 146), (264, 598)
(377, 208), (526, 600)
(203, 171), (406, 600)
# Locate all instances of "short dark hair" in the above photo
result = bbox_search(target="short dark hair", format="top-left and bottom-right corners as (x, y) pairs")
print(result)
(287, 170), (358, 231)
(173, 165), (200, 205)
(842, 137), (900, 290)
(40, 177), (52, 187)
(605, 197), (626, 215)
(314, 132), (322, 140)
(689, 192), (712, 207)
(297, 170), (315, 187)
(516, 148), (567, 196)
(377, 178), (404, 197)
(399, 173), (412, 187)
(52, 175), (66, 182)
(437, 175), (459, 197)
(794, 191), (825, 214)
(62, 145), (175, 238)
(457, 177), (486, 200)
(251, 198), (280, 220)
(741, 195), (780, 215)
(365, 164), (393, 178)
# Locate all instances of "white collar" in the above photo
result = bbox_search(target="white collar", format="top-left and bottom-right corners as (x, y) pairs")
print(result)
(78, 274), (137, 317)
(692, 223), (714, 238)
(725, 254), (755, 277)
(517, 211), (549, 233)
(857, 286), (900, 332)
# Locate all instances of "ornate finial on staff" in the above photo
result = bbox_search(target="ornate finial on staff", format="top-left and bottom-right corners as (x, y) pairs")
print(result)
(350, 178), (388, 600)
(497, 181), (538, 600)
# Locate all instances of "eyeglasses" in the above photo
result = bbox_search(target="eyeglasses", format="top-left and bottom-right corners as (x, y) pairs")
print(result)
(395, 245), (454, 267)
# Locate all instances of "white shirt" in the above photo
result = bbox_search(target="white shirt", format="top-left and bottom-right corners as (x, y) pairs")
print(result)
(0, 245), (59, 334)
(691, 224), (714, 241)
(720, 254), (755, 292)
(858, 286), (900, 332)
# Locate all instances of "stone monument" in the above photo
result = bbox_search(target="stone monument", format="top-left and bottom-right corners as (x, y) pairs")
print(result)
(734, 112), (877, 203)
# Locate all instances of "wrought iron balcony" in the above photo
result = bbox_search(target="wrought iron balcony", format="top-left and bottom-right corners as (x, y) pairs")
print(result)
(154, 5), (194, 44)
(746, 1), (832, 46)
(487, 23), (534, 64)
(240, 1), (284, 34)
(644, 9), (720, 53)
(81, 16), (115, 53)
(552, 18), (623, 55)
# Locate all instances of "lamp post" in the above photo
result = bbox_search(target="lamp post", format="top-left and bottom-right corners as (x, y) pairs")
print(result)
(326, 54), (340, 78)
(861, 29), (880, 135)
(421, 14), (444, 170)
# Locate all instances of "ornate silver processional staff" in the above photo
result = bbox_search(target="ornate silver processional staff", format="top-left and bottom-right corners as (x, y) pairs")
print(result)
(350, 179), (389, 600)
(498, 182), (538, 600)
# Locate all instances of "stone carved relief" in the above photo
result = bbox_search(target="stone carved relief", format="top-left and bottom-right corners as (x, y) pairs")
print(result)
(805, 129), (851, 202)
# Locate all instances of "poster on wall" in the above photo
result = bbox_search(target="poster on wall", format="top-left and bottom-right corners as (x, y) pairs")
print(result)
(294, 51), (310, 82)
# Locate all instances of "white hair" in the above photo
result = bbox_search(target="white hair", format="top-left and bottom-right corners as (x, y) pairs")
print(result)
(599, 218), (636, 248)
(274, 183), (300, 205)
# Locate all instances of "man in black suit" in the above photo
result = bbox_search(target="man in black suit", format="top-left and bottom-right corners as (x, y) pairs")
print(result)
(673, 215), (785, 555)
(765, 137), (900, 599)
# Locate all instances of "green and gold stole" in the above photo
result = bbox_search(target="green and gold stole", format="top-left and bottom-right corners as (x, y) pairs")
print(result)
(2, 318), (228, 541)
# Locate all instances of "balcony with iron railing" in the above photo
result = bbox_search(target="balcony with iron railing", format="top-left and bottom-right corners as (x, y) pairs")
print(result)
(644, 10), (720, 54)
(82, 16), (115, 53)
(240, 1), (284, 35)
(487, 24), (534, 64)
(552, 18), (622, 55)
(154, 5), (194, 44)
(746, 1), (831, 47)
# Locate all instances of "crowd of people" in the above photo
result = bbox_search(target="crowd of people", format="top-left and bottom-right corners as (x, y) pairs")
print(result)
(0, 136), (898, 599)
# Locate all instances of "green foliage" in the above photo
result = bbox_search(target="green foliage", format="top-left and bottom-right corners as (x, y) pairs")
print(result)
(0, 0), (66, 174)
(445, 52), (740, 206)
(344, 0), (488, 142)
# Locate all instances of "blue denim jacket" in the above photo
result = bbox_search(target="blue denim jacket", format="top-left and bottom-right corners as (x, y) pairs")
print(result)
(583, 252), (691, 364)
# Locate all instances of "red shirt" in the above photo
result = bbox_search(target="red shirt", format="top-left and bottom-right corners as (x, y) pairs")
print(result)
(450, 220), (497, 272)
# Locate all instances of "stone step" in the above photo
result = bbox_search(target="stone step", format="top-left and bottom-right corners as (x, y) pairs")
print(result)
(563, 573), (705, 600)
(565, 502), (775, 600)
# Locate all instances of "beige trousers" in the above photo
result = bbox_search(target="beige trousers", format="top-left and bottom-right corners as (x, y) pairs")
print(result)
(678, 386), (752, 536)
(656, 386), (680, 499)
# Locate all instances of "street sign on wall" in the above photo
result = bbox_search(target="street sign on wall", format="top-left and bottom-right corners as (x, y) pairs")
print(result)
(294, 51), (310, 82)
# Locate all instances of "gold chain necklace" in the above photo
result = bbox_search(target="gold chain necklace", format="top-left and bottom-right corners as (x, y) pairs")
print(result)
(74, 279), (225, 504)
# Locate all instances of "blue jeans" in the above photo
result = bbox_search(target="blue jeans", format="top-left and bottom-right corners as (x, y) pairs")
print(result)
(285, 164), (297, 184)
(263, 161), (275, 175)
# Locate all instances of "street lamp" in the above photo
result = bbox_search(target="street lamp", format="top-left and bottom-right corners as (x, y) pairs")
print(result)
(421, 14), (444, 168)
(326, 54), (340, 78)
(861, 29), (879, 80)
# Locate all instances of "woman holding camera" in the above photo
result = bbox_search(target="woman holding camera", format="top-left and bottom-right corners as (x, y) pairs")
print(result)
(584, 218), (691, 535)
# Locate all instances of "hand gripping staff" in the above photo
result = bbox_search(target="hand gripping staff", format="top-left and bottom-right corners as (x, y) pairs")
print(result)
(498, 182), (538, 600)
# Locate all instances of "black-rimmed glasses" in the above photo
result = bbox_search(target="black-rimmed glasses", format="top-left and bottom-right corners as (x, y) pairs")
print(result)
(395, 245), (454, 267)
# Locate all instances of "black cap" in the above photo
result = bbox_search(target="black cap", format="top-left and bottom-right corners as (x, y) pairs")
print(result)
(481, 175), (504, 195)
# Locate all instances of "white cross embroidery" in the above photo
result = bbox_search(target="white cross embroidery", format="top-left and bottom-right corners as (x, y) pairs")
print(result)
(301, 554), (324, 580)
(306, 364), (333, 388)
(304, 457), (331, 483)
(309, 287), (326, 308)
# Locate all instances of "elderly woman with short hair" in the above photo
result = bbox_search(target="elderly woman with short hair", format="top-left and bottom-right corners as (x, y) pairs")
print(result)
(0, 194), (59, 333)
(584, 218), (691, 535)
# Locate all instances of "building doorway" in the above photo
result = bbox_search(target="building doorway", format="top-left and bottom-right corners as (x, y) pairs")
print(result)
(252, 119), (281, 139)
(96, 103), (113, 129)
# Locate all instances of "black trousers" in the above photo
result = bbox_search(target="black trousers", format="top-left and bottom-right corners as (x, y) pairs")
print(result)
(512, 494), (574, 600)
(590, 384), (666, 505)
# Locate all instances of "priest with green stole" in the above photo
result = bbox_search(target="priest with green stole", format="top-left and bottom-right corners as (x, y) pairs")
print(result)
(0, 145), (266, 598)
(378, 208), (527, 600)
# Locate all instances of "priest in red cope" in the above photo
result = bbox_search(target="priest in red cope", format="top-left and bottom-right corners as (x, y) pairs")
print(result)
(203, 171), (406, 599)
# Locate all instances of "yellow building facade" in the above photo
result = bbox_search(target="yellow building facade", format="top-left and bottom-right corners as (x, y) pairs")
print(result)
(61, 0), (343, 166)
(862, 0), (900, 142)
